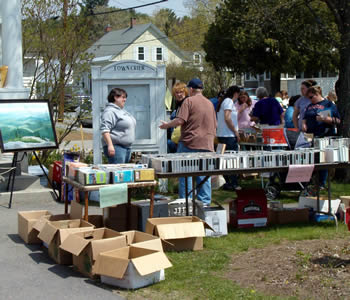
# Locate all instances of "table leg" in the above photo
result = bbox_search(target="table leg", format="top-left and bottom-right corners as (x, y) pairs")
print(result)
(185, 177), (189, 216)
(192, 176), (196, 216)
(64, 183), (69, 214)
(316, 171), (320, 212)
(149, 185), (155, 218)
(327, 167), (332, 214)
(127, 189), (131, 230)
(84, 191), (89, 221)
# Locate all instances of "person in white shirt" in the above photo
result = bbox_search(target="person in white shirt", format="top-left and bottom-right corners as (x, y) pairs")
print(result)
(216, 85), (241, 190)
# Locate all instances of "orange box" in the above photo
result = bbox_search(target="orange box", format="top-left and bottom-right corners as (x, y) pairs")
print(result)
(262, 128), (287, 145)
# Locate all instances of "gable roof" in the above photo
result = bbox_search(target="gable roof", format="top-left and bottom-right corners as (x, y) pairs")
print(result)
(87, 23), (188, 61)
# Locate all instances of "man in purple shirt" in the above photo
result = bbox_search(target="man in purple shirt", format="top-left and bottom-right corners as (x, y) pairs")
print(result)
(251, 87), (284, 125)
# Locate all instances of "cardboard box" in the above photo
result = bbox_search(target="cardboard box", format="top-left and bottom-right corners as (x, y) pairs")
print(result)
(268, 208), (309, 225)
(340, 196), (350, 208)
(134, 169), (155, 182)
(145, 216), (211, 251)
(67, 162), (88, 179)
(298, 196), (341, 215)
(133, 199), (169, 232)
(95, 246), (172, 289)
(110, 169), (134, 184)
(60, 228), (127, 278)
(38, 219), (94, 264)
(103, 203), (138, 232)
(196, 204), (227, 237)
(32, 200), (83, 234)
(77, 168), (107, 185)
(121, 230), (163, 251)
(232, 189), (268, 228)
(18, 210), (52, 244)
(88, 215), (104, 228)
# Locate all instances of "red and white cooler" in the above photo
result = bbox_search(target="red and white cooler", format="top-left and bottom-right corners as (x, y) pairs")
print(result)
(230, 189), (268, 228)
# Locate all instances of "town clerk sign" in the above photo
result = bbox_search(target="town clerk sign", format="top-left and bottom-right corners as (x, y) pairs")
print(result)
(113, 63), (152, 72)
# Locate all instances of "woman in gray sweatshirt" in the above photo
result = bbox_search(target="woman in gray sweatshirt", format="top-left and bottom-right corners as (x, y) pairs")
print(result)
(100, 88), (136, 163)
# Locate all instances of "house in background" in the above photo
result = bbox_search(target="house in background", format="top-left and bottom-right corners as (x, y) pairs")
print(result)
(243, 71), (338, 97)
(83, 18), (189, 93)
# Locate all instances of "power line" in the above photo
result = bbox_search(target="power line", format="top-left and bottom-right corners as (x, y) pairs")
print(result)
(92, 23), (209, 48)
(90, 0), (168, 16)
(133, 0), (189, 15)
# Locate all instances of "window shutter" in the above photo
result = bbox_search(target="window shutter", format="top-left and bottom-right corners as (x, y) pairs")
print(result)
(152, 47), (156, 62)
(144, 46), (148, 61)
(133, 47), (138, 60)
(163, 47), (168, 61)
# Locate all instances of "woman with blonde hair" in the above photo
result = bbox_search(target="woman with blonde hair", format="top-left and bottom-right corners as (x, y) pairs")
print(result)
(302, 85), (340, 189)
(167, 82), (189, 153)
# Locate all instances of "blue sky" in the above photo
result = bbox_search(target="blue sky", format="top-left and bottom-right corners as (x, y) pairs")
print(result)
(108, 0), (189, 18)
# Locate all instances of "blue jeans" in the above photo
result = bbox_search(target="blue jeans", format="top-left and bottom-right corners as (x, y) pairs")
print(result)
(177, 142), (211, 205)
(103, 144), (131, 164)
(217, 136), (239, 187)
(319, 170), (328, 187)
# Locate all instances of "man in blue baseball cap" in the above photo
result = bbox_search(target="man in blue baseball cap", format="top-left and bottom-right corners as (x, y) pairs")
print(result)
(187, 78), (204, 89)
(159, 78), (217, 206)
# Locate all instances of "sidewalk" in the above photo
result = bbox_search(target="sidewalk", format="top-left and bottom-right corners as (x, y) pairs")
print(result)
(0, 194), (123, 300)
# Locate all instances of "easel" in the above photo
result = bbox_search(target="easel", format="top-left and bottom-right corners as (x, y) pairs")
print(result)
(7, 151), (59, 208)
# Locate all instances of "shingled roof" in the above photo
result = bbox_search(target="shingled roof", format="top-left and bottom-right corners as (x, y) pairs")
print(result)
(87, 23), (188, 61)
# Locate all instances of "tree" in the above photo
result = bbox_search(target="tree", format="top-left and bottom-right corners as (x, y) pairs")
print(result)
(320, 0), (350, 137)
(22, 0), (93, 163)
(203, 0), (339, 94)
(152, 8), (179, 37)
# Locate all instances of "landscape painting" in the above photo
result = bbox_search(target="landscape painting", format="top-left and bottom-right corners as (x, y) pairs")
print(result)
(0, 100), (58, 152)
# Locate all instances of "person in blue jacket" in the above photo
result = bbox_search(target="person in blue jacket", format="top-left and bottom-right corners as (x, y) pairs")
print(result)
(284, 95), (300, 128)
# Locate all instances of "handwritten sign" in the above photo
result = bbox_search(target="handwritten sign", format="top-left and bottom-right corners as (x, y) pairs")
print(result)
(285, 164), (314, 183)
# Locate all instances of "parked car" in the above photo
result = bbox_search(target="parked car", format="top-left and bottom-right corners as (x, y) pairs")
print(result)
(243, 88), (258, 101)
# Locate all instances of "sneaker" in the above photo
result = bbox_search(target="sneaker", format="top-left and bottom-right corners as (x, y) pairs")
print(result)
(319, 186), (326, 190)
(234, 186), (242, 191)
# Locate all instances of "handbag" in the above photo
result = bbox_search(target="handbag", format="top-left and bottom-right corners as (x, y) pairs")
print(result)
(171, 126), (181, 144)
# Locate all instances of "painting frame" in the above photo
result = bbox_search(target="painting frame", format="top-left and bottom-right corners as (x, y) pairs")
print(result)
(0, 99), (58, 153)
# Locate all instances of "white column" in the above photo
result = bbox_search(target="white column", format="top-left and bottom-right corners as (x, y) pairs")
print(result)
(1, 0), (24, 89)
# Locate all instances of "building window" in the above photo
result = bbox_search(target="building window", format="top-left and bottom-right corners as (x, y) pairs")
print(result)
(156, 47), (163, 61)
(138, 47), (145, 61)
(265, 71), (271, 80)
(245, 73), (251, 81)
(194, 53), (201, 64)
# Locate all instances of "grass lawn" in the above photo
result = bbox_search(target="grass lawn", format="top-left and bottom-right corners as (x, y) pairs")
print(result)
(122, 177), (350, 299)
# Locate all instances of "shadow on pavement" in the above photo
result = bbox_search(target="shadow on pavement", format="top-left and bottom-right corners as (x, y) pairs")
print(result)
(7, 233), (42, 252)
(29, 251), (56, 265)
(48, 264), (85, 279)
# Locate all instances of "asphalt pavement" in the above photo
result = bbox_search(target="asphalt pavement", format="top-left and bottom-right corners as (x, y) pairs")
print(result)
(0, 193), (124, 300)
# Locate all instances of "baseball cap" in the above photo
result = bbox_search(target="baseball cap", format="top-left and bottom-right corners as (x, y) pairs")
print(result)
(187, 78), (203, 89)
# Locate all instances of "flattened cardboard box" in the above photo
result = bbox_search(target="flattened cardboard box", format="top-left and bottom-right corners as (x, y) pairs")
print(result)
(32, 200), (83, 235)
(95, 246), (172, 289)
(121, 230), (163, 252)
(145, 216), (212, 251)
(18, 210), (52, 244)
(60, 228), (127, 278)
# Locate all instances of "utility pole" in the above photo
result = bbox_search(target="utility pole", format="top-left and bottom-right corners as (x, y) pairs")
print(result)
(58, 0), (68, 122)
